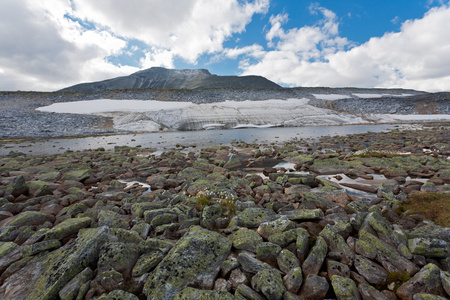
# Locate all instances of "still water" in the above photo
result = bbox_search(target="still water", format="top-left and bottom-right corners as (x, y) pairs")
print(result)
(0, 124), (406, 156)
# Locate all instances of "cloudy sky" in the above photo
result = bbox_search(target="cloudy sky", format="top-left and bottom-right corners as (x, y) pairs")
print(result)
(1, 0), (450, 92)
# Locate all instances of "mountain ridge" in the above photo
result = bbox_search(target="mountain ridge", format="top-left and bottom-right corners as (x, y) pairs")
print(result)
(58, 67), (281, 92)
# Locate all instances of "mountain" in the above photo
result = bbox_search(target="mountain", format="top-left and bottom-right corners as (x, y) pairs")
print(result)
(58, 67), (281, 92)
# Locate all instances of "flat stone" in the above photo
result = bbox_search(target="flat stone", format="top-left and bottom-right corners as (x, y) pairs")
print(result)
(132, 251), (165, 277)
(0, 241), (22, 273)
(45, 217), (92, 240)
(279, 209), (324, 221)
(283, 267), (303, 294)
(143, 226), (232, 300)
(22, 239), (62, 257)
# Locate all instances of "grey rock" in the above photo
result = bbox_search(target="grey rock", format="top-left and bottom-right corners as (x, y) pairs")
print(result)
(238, 251), (274, 274)
(396, 263), (446, 300)
(283, 267), (303, 294)
(302, 236), (328, 276)
(251, 268), (286, 300)
(331, 275), (361, 300)
(59, 267), (94, 300)
(277, 249), (300, 274)
(354, 255), (388, 285)
(230, 228), (263, 252)
(358, 283), (389, 300)
(299, 274), (329, 300)
(143, 226), (232, 300)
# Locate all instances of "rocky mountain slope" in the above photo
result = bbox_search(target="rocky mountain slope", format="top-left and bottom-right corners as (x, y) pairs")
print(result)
(59, 67), (281, 92)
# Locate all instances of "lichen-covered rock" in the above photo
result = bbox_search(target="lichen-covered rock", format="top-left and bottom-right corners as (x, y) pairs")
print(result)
(283, 267), (303, 294)
(412, 294), (448, 300)
(174, 287), (235, 300)
(97, 289), (139, 300)
(251, 268), (286, 300)
(230, 207), (277, 228)
(97, 242), (140, 278)
(396, 263), (446, 300)
(230, 228), (262, 252)
(268, 228), (307, 248)
(302, 236), (328, 276)
(62, 169), (92, 182)
(277, 249), (300, 274)
(354, 255), (388, 285)
(6, 175), (28, 198)
(238, 251), (274, 274)
(319, 224), (354, 266)
(235, 284), (264, 300)
(59, 267), (93, 300)
(98, 210), (129, 229)
(200, 204), (222, 230)
(440, 270), (450, 297)
(44, 217), (92, 241)
(1, 226), (109, 300)
(279, 208), (324, 221)
(22, 239), (62, 257)
(0, 241), (22, 273)
(109, 228), (143, 244)
(139, 238), (174, 254)
(296, 229), (310, 262)
(358, 283), (389, 300)
(326, 260), (350, 279)
(299, 274), (329, 299)
(6, 211), (54, 228)
(331, 275), (361, 300)
(367, 210), (394, 245)
(356, 230), (419, 276)
(143, 226), (232, 300)
(408, 237), (449, 259)
(132, 251), (165, 277)
(301, 192), (335, 210)
(257, 217), (295, 239)
(256, 242), (282, 263)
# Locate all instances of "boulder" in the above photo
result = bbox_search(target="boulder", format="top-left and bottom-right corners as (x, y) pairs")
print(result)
(251, 268), (286, 300)
(174, 287), (234, 299)
(396, 263), (446, 300)
(331, 275), (361, 300)
(230, 228), (263, 252)
(319, 224), (354, 266)
(299, 274), (329, 299)
(143, 226), (232, 300)
(1, 226), (109, 300)
(302, 236), (328, 276)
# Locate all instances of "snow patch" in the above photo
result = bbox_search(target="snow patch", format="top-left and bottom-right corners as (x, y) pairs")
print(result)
(313, 94), (350, 100)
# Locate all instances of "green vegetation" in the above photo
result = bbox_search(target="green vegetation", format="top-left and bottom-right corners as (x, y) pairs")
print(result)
(400, 192), (450, 227)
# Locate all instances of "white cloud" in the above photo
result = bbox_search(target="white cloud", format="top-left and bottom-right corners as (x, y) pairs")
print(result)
(240, 3), (450, 92)
(0, 0), (269, 91)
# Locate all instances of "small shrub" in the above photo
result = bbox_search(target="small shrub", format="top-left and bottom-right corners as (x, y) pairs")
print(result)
(401, 192), (450, 227)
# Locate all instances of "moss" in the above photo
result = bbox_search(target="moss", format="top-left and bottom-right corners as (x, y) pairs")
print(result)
(401, 192), (450, 227)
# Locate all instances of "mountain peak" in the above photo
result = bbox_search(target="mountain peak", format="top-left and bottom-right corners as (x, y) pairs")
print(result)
(59, 67), (280, 92)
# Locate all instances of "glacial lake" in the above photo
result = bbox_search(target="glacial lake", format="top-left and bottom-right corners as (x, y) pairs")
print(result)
(0, 124), (413, 156)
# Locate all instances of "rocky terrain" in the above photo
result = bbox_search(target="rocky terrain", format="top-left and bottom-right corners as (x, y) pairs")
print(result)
(1, 125), (449, 299)
(2, 87), (449, 138)
(59, 68), (281, 92)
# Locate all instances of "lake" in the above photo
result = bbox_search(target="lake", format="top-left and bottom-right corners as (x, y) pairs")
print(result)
(0, 124), (410, 156)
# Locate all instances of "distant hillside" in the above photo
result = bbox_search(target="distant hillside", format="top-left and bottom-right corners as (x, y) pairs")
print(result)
(58, 67), (281, 92)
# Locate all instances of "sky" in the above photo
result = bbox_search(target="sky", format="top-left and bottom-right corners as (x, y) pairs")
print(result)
(1, 0), (450, 92)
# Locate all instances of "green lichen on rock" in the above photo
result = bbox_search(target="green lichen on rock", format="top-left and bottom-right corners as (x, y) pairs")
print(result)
(230, 228), (262, 252)
(98, 210), (129, 229)
(132, 251), (165, 277)
(174, 287), (235, 300)
(302, 236), (328, 276)
(59, 267), (93, 300)
(251, 268), (286, 300)
(230, 207), (277, 229)
(143, 226), (232, 300)
(97, 289), (139, 300)
(45, 217), (92, 241)
(2, 226), (109, 300)
(319, 224), (354, 266)
(62, 169), (92, 181)
(256, 242), (282, 262)
(257, 217), (295, 239)
(331, 275), (361, 300)
(22, 239), (62, 257)
(8, 211), (54, 228)
(408, 237), (449, 258)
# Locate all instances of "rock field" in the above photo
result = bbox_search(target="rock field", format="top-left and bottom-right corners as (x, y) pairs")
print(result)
(0, 124), (449, 299)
